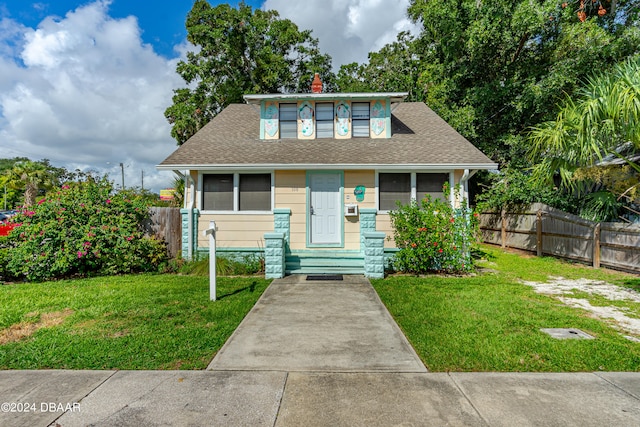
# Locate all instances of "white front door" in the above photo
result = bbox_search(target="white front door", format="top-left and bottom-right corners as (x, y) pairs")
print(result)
(309, 173), (341, 245)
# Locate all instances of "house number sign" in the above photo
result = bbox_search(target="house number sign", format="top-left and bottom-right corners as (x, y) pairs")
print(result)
(354, 185), (365, 202)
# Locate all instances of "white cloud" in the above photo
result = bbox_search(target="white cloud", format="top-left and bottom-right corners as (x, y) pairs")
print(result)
(0, 1), (182, 192)
(263, 0), (420, 68)
(0, 0), (421, 192)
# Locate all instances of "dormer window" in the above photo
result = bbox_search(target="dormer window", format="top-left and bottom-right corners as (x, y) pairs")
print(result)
(352, 102), (370, 137)
(279, 103), (297, 139)
(316, 103), (334, 138)
(249, 94), (405, 140)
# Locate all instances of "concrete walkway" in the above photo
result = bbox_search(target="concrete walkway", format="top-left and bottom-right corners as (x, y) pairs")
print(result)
(1, 275), (639, 426)
(207, 274), (426, 372)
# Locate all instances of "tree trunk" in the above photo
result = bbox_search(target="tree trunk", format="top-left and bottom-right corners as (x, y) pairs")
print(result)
(24, 185), (37, 207)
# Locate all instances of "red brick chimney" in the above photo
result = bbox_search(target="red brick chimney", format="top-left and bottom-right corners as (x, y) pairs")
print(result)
(311, 73), (322, 93)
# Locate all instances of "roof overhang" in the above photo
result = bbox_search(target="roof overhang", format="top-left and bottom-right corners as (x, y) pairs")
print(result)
(243, 92), (409, 105)
(157, 163), (499, 172)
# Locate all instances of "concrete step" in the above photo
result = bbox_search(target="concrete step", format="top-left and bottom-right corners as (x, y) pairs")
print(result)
(285, 252), (364, 274)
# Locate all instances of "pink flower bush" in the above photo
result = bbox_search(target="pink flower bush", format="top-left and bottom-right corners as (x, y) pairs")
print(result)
(4, 177), (167, 281)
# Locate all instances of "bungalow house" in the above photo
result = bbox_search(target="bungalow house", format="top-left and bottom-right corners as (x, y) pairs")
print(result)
(157, 75), (497, 278)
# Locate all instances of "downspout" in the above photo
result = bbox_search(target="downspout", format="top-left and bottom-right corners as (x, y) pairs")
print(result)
(459, 169), (477, 209)
(185, 169), (194, 260)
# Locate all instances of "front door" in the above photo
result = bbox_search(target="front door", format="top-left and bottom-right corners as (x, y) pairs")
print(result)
(309, 173), (341, 245)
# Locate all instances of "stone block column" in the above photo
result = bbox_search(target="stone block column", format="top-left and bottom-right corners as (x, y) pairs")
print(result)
(273, 208), (291, 247)
(180, 208), (199, 260)
(363, 231), (386, 278)
(359, 208), (377, 251)
(264, 232), (286, 279)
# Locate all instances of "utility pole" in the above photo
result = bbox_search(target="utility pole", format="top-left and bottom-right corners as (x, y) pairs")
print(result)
(141, 170), (144, 190)
(119, 163), (125, 189)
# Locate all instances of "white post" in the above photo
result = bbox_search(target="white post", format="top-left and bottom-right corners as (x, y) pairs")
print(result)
(204, 220), (217, 301)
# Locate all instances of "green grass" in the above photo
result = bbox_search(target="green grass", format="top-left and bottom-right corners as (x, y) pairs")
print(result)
(372, 245), (640, 372)
(2, 246), (639, 372)
(0, 274), (270, 370)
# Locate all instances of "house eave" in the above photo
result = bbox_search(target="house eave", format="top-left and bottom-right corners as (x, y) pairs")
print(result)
(156, 163), (499, 171)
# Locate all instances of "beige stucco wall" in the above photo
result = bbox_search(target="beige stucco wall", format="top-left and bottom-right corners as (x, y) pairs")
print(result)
(196, 214), (273, 248)
(343, 170), (375, 249)
(274, 170), (377, 251)
(193, 168), (467, 250)
(274, 170), (307, 250)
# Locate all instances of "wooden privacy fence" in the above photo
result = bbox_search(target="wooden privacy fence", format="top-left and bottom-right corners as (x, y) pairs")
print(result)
(143, 207), (181, 258)
(480, 203), (640, 274)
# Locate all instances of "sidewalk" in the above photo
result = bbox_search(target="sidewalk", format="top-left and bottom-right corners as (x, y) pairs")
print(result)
(1, 275), (639, 426)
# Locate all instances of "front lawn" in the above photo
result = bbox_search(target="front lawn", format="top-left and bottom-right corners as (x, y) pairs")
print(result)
(0, 275), (270, 369)
(372, 246), (640, 372)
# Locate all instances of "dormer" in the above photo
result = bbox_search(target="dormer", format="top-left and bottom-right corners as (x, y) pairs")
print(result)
(243, 79), (407, 141)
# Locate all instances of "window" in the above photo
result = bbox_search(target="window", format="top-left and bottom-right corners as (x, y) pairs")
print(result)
(202, 173), (272, 212)
(379, 173), (411, 211)
(239, 174), (271, 211)
(203, 174), (233, 211)
(316, 103), (334, 138)
(417, 173), (448, 202)
(352, 102), (370, 137)
(279, 103), (297, 138)
(378, 172), (451, 211)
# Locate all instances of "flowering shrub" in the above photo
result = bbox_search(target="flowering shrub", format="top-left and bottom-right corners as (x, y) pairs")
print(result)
(389, 194), (479, 274)
(0, 223), (18, 236)
(4, 177), (168, 281)
(0, 235), (10, 282)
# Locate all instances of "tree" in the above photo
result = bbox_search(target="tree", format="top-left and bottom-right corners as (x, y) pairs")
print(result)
(528, 57), (640, 204)
(165, 0), (335, 145)
(4, 160), (58, 207)
(1, 157), (29, 209)
(394, 0), (640, 166)
(337, 32), (421, 98)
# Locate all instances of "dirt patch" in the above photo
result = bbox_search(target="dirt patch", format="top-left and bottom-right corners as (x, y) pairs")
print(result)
(523, 277), (640, 338)
(0, 308), (74, 344)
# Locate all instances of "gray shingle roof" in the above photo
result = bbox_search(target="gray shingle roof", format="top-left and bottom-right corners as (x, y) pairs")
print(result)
(158, 102), (497, 170)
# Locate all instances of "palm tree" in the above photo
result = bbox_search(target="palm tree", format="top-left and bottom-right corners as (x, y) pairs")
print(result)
(527, 57), (640, 202)
(170, 173), (185, 208)
(4, 161), (56, 206)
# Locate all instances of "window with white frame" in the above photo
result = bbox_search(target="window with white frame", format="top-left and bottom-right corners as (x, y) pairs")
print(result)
(239, 174), (271, 211)
(279, 103), (297, 138)
(379, 173), (411, 211)
(203, 174), (233, 211)
(352, 102), (370, 137)
(378, 172), (450, 211)
(315, 103), (334, 138)
(203, 173), (272, 211)
(416, 173), (448, 202)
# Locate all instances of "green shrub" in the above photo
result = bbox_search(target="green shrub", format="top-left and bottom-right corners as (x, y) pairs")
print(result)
(389, 194), (479, 274)
(5, 177), (168, 281)
(0, 235), (12, 282)
(475, 168), (576, 212)
(179, 253), (264, 276)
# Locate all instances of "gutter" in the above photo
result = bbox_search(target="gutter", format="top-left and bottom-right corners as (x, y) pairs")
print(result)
(157, 163), (499, 172)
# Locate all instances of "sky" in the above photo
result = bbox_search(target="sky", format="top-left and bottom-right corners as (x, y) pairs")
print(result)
(0, 0), (419, 193)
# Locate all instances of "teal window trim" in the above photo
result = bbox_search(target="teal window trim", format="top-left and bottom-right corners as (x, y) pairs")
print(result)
(305, 170), (345, 248)
(386, 98), (392, 138)
(260, 102), (265, 139)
